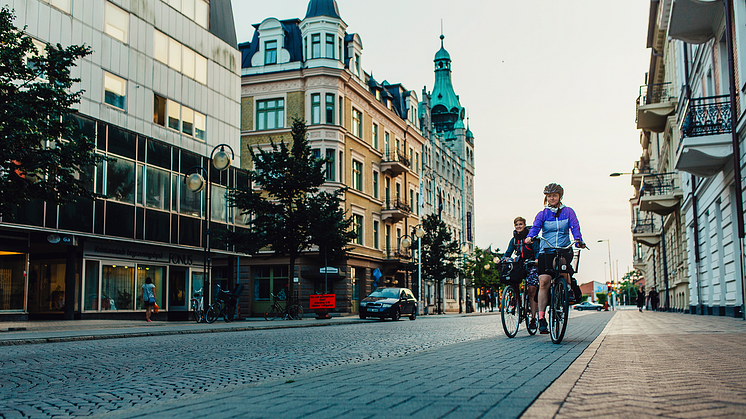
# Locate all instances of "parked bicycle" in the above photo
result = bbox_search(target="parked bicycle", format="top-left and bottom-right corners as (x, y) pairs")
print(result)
(534, 236), (588, 344)
(190, 287), (206, 323)
(206, 284), (244, 324)
(264, 291), (303, 320)
(499, 259), (538, 338)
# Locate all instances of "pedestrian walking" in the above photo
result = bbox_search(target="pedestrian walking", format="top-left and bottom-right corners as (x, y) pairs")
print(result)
(637, 288), (645, 312)
(650, 289), (660, 311)
(142, 277), (156, 322)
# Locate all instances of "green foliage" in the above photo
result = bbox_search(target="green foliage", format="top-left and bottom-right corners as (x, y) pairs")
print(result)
(0, 6), (101, 219)
(463, 246), (500, 290)
(225, 118), (355, 294)
(596, 293), (608, 304)
(420, 214), (461, 285)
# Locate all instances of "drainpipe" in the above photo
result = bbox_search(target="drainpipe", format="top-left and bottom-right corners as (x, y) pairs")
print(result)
(724, 0), (746, 318)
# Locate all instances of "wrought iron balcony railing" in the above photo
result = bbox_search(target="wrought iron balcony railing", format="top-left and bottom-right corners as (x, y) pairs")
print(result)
(632, 216), (658, 235)
(385, 246), (411, 259)
(382, 148), (410, 167)
(639, 173), (677, 197)
(680, 95), (732, 138)
(637, 82), (674, 106)
(384, 198), (411, 213)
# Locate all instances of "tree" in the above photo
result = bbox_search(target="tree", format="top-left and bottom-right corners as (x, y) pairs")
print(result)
(420, 214), (461, 313)
(0, 6), (100, 219)
(226, 118), (355, 299)
(463, 246), (500, 291)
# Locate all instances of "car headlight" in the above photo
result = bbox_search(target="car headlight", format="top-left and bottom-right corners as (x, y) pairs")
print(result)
(380, 303), (392, 308)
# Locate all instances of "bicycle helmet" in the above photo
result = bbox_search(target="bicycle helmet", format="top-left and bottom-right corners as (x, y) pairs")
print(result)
(543, 183), (564, 199)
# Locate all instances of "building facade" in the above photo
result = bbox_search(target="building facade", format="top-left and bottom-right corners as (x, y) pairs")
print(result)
(630, 0), (746, 317)
(238, 0), (475, 316)
(0, 0), (242, 320)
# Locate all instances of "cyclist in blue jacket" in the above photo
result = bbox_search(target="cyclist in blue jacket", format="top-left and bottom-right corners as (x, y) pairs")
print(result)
(525, 183), (584, 334)
(502, 216), (540, 330)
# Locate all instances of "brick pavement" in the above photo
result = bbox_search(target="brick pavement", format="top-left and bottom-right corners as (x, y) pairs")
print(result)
(523, 310), (746, 418)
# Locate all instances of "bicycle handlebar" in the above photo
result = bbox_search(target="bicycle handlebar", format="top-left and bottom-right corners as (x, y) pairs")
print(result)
(532, 236), (589, 251)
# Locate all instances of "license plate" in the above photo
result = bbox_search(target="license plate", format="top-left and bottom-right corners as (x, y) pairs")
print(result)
(367, 307), (378, 312)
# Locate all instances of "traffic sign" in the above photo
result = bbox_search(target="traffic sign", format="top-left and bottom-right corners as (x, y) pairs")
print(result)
(319, 266), (339, 274)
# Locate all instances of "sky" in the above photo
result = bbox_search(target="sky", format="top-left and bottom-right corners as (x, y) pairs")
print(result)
(230, 0), (651, 286)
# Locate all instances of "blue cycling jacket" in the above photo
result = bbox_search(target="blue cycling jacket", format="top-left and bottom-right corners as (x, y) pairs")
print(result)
(527, 205), (583, 253)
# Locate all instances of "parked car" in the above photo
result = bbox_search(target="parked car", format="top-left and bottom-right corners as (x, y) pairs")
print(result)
(359, 287), (417, 321)
(573, 301), (603, 311)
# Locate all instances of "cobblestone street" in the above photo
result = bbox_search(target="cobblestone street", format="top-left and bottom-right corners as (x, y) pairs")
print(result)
(0, 312), (610, 418)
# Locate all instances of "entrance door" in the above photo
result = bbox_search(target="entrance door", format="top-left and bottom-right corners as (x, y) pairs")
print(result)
(169, 267), (187, 311)
(27, 259), (66, 314)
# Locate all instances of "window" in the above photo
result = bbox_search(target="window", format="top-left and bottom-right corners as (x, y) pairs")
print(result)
(338, 96), (343, 128)
(154, 30), (169, 64)
(105, 2), (128, 43)
(325, 149), (335, 181)
(25, 39), (46, 75)
(106, 158), (135, 203)
(167, 100), (180, 130)
(155, 95), (205, 140)
(354, 53), (360, 76)
(311, 93), (321, 124)
(312, 149), (321, 160)
(352, 160), (363, 191)
(325, 94), (335, 124)
(339, 151), (344, 183)
(195, 55), (207, 84)
(182, 48), (195, 79)
(194, 112), (206, 140)
(257, 99), (285, 130)
(265, 40), (277, 65)
(195, 0), (209, 29)
(311, 34), (321, 58)
(384, 132), (390, 153)
(353, 214), (364, 245)
(182, 0), (195, 20)
(373, 220), (379, 249)
(338, 36), (343, 62)
(352, 109), (362, 138)
(325, 34), (335, 58)
(104, 72), (126, 110)
(145, 166), (170, 210)
(182, 107), (194, 135)
(154, 94), (167, 126)
(372, 171), (379, 199)
(372, 123), (379, 149)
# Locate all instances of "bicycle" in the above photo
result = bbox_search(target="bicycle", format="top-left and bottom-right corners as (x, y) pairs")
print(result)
(264, 291), (304, 320)
(499, 259), (538, 338)
(534, 236), (587, 344)
(206, 284), (243, 324)
(190, 287), (206, 323)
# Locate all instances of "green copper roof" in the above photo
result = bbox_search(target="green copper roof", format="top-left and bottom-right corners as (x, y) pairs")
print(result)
(431, 34), (462, 129)
(305, 0), (341, 19)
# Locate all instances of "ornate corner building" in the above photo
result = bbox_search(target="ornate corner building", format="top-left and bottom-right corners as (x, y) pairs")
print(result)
(238, 0), (475, 316)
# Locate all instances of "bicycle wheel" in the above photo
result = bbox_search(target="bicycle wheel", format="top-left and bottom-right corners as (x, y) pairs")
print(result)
(501, 285), (520, 338)
(550, 276), (569, 344)
(191, 299), (201, 323)
(264, 304), (280, 321)
(288, 304), (304, 320)
(205, 302), (220, 324)
(524, 289), (537, 335)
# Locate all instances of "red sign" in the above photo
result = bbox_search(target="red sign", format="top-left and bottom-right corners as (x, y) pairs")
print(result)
(310, 294), (336, 309)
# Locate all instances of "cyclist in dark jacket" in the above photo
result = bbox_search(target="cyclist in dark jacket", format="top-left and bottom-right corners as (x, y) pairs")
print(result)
(502, 216), (540, 330)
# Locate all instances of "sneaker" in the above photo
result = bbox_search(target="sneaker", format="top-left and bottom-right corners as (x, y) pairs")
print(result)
(529, 318), (537, 331)
(146, 319), (152, 322)
(568, 289), (576, 303)
(539, 318), (549, 334)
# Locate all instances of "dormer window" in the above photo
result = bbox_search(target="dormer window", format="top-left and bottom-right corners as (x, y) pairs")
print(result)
(311, 34), (321, 58)
(386, 99), (391, 110)
(265, 40), (277, 65)
(375, 90), (381, 101)
(326, 34), (335, 59)
(354, 53), (360, 76)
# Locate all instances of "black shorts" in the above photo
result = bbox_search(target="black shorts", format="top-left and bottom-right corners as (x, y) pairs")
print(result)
(537, 250), (574, 276)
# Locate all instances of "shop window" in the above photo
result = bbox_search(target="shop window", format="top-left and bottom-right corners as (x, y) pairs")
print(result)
(311, 93), (321, 124)
(107, 158), (136, 203)
(265, 40), (277, 65)
(105, 2), (129, 43)
(105, 201), (135, 238)
(352, 160), (363, 191)
(101, 265), (135, 310)
(83, 260), (100, 311)
(136, 265), (165, 308)
(104, 71), (126, 110)
(253, 266), (288, 301)
(257, 98), (284, 130)
(325, 94), (335, 125)
(326, 34), (334, 59)
(0, 252), (26, 310)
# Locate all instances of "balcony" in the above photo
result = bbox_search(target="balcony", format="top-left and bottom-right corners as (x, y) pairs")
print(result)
(638, 173), (683, 216)
(632, 216), (661, 247)
(380, 148), (410, 176)
(636, 83), (676, 133)
(675, 95), (733, 177)
(633, 256), (646, 271)
(668, 0), (721, 44)
(385, 246), (411, 260)
(382, 198), (410, 222)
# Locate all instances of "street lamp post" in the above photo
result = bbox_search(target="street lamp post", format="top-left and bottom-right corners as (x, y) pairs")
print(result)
(184, 144), (235, 305)
(400, 224), (425, 313)
(458, 242), (469, 313)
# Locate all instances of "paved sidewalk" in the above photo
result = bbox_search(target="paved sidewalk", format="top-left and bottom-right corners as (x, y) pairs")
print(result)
(523, 310), (746, 418)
